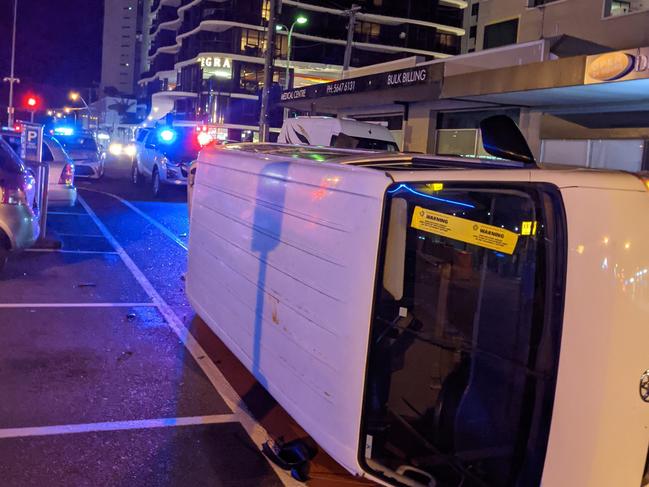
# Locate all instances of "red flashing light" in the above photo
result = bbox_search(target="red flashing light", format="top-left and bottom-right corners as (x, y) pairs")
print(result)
(197, 131), (213, 147)
(27, 97), (37, 107)
(13, 124), (22, 132)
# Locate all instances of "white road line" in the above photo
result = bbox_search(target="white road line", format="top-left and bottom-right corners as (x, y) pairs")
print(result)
(47, 211), (90, 216)
(56, 233), (105, 238)
(25, 248), (118, 255)
(0, 302), (155, 308)
(77, 195), (296, 486)
(0, 414), (238, 439)
(80, 188), (188, 251)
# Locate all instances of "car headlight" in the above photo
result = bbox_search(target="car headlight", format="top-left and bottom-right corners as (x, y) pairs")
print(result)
(124, 144), (136, 157)
(108, 143), (123, 156)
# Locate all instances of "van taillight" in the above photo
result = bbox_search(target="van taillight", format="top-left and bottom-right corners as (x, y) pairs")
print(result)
(59, 163), (74, 187)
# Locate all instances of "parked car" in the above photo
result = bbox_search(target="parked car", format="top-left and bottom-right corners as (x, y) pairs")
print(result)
(187, 119), (649, 487)
(42, 136), (77, 207)
(132, 126), (197, 197)
(278, 116), (400, 151)
(1, 130), (77, 207)
(55, 131), (104, 179)
(0, 137), (39, 270)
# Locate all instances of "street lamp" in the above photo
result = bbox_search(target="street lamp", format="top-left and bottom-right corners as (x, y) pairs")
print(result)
(69, 91), (91, 128)
(276, 15), (308, 90)
(3, 0), (20, 127)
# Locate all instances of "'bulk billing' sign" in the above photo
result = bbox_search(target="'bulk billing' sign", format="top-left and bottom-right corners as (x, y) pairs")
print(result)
(411, 206), (519, 255)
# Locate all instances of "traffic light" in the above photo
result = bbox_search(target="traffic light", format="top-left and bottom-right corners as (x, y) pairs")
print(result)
(23, 94), (40, 110)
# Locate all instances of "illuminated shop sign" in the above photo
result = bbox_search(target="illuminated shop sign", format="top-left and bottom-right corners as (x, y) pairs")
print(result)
(280, 65), (437, 102)
(585, 48), (649, 83)
(198, 56), (233, 80)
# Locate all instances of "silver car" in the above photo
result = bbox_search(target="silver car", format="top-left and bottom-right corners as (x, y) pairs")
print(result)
(43, 136), (77, 207)
(0, 138), (39, 269)
(57, 133), (104, 179)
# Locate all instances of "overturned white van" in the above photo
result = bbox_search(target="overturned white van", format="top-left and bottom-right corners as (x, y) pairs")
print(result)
(278, 116), (399, 151)
(187, 129), (649, 486)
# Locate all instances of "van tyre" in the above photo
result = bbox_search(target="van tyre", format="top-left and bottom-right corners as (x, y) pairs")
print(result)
(152, 167), (165, 198)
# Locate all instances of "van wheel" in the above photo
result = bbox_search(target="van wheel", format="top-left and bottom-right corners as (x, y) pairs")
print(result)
(152, 167), (164, 198)
(132, 162), (143, 186)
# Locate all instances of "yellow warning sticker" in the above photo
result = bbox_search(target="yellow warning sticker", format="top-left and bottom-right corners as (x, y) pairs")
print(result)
(411, 206), (519, 255)
(521, 221), (538, 236)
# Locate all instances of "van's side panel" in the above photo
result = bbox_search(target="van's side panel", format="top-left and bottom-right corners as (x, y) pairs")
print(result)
(187, 148), (393, 471)
(542, 187), (649, 487)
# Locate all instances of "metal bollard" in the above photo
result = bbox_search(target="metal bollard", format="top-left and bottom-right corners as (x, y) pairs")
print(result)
(28, 160), (60, 249)
(37, 161), (49, 239)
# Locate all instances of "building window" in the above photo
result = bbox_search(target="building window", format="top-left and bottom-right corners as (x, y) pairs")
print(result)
(240, 29), (265, 56)
(471, 2), (479, 16)
(604, 0), (649, 16)
(469, 25), (477, 38)
(261, 0), (270, 21)
(354, 21), (381, 42)
(483, 18), (518, 49)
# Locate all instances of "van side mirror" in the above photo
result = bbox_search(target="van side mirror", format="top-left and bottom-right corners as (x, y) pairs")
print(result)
(383, 197), (407, 301)
(480, 115), (536, 166)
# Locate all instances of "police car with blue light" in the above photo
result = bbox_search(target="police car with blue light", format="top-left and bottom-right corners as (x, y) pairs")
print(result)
(132, 125), (213, 197)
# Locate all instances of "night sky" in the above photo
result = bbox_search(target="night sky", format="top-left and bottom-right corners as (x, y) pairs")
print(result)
(0, 0), (103, 119)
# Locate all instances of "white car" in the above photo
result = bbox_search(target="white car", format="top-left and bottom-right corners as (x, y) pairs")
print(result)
(43, 136), (77, 207)
(187, 119), (649, 487)
(132, 126), (195, 197)
(278, 116), (399, 151)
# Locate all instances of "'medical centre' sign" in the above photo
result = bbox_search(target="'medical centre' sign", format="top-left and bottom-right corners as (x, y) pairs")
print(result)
(280, 65), (435, 102)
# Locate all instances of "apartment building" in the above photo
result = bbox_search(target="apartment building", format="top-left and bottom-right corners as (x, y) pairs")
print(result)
(100, 0), (146, 95)
(470, 0), (649, 52)
(138, 0), (467, 141)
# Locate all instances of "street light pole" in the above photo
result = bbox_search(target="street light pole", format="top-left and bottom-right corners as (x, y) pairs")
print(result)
(70, 92), (91, 129)
(343, 4), (361, 72)
(3, 0), (20, 127)
(258, 0), (279, 142)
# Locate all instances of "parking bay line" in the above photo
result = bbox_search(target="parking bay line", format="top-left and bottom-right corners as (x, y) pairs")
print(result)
(77, 195), (297, 486)
(47, 211), (91, 216)
(0, 414), (238, 440)
(25, 248), (118, 255)
(80, 188), (188, 251)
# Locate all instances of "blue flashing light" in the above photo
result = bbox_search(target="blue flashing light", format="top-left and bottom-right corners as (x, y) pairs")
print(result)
(387, 184), (475, 209)
(158, 128), (176, 144)
(54, 127), (75, 136)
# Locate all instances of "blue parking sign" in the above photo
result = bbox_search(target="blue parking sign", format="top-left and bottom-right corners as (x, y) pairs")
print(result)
(20, 123), (43, 162)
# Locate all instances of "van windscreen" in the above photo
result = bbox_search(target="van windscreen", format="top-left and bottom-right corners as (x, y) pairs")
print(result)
(361, 182), (565, 487)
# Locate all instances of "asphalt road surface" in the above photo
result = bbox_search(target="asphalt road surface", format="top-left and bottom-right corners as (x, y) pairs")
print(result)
(0, 155), (372, 487)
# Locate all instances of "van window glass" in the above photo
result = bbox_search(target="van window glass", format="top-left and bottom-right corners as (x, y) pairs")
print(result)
(361, 183), (563, 487)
